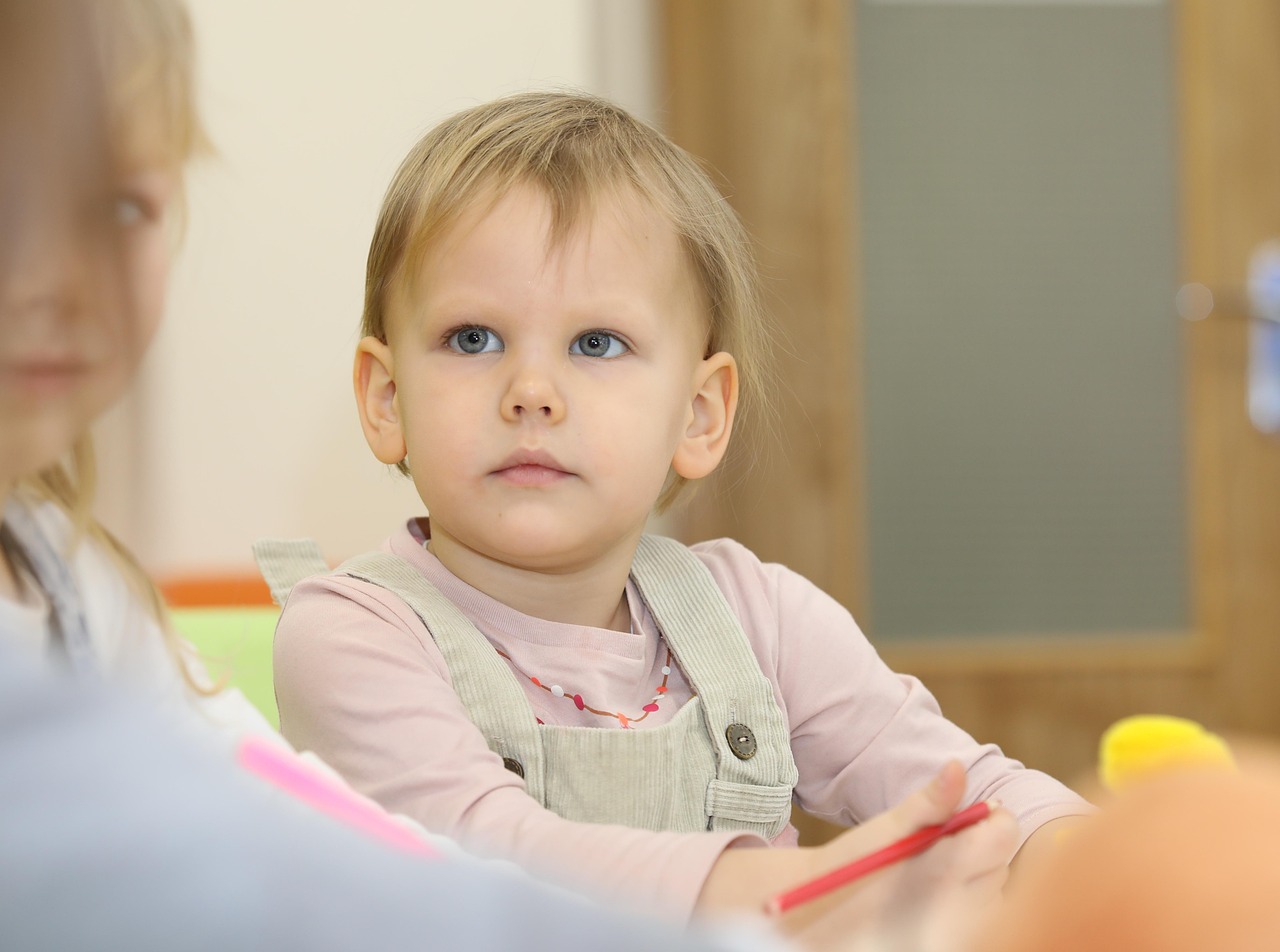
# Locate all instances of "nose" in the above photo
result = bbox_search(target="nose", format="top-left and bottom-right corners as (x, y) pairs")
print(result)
(3, 215), (89, 321)
(500, 356), (566, 424)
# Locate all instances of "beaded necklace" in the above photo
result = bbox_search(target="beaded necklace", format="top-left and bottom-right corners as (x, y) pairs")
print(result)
(494, 640), (674, 730)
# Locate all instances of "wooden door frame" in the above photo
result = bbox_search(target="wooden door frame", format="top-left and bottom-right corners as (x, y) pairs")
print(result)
(661, 1), (865, 616)
(660, 0), (1280, 785)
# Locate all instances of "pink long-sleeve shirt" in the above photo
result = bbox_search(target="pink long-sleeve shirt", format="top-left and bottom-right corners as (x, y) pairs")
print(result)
(274, 519), (1087, 921)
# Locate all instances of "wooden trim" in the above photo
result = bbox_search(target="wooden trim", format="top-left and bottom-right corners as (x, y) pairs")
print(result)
(660, 0), (866, 618)
(881, 630), (1216, 678)
(1178, 0), (1280, 734)
(1176, 0), (1230, 664)
(661, 0), (1280, 788)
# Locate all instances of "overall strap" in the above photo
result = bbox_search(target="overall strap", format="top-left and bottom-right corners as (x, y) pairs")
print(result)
(336, 551), (547, 804)
(251, 538), (330, 607)
(630, 535), (798, 839)
(2, 502), (96, 677)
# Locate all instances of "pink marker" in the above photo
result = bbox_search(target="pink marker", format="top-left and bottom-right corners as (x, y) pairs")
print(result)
(237, 736), (437, 858)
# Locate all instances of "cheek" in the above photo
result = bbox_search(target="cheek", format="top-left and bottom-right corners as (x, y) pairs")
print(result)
(604, 396), (690, 481)
(399, 374), (486, 455)
(98, 231), (171, 388)
(127, 234), (170, 352)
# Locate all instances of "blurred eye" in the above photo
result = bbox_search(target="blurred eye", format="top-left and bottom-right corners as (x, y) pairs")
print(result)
(570, 331), (628, 359)
(109, 167), (175, 229)
(447, 326), (503, 354)
(113, 193), (155, 228)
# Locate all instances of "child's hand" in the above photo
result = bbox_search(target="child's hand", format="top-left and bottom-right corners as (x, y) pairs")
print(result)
(787, 760), (1018, 951)
(697, 761), (1019, 952)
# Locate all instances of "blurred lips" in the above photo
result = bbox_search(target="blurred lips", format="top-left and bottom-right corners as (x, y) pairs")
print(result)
(492, 448), (573, 486)
(0, 357), (92, 396)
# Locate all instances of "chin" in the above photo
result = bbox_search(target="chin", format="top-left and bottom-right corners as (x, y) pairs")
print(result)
(488, 534), (584, 567)
(0, 421), (83, 484)
(477, 525), (608, 572)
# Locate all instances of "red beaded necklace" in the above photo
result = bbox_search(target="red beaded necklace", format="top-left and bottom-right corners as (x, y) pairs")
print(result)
(494, 642), (673, 730)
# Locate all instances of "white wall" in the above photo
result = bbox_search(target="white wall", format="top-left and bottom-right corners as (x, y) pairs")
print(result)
(95, 1), (658, 576)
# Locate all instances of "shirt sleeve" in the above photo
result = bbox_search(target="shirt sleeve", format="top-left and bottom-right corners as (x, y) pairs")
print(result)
(273, 573), (765, 923)
(695, 539), (1092, 848)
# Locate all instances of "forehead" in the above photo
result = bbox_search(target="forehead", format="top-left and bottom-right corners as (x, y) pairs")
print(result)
(395, 182), (707, 324)
(442, 177), (674, 250)
(109, 82), (193, 175)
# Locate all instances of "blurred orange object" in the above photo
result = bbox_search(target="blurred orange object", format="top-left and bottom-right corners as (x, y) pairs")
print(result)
(985, 761), (1280, 952)
(159, 573), (274, 607)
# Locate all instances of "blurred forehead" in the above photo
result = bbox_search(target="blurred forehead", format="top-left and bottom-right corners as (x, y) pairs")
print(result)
(0, 0), (189, 182)
(112, 105), (189, 176)
(0, 6), (110, 266)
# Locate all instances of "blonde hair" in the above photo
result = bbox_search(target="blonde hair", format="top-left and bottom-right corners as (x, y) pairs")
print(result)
(13, 0), (210, 690)
(97, 0), (208, 169)
(363, 90), (774, 511)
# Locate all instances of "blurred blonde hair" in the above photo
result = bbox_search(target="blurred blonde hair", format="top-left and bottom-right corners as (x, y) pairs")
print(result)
(363, 90), (774, 512)
(14, 0), (210, 690)
(97, 0), (208, 169)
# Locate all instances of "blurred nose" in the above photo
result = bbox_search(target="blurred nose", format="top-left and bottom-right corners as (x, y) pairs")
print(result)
(3, 217), (88, 322)
(500, 354), (566, 425)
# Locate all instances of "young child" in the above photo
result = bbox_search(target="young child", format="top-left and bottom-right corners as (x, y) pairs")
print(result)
(0, 0), (264, 744)
(2, 0), (203, 701)
(0, 6), (1015, 950)
(269, 91), (1087, 926)
(0, 0), (457, 838)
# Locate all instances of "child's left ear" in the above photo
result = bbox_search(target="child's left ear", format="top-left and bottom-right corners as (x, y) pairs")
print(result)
(673, 352), (739, 480)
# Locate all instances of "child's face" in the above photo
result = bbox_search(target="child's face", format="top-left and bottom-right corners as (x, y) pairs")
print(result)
(0, 157), (176, 489)
(360, 183), (736, 572)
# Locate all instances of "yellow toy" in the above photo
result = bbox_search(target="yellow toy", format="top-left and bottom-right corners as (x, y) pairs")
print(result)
(1098, 714), (1234, 792)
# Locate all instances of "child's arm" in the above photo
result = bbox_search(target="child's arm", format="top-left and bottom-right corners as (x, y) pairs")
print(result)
(1006, 815), (1081, 875)
(702, 760), (1018, 951)
(274, 572), (761, 922)
(692, 539), (1091, 849)
(276, 576), (1016, 945)
(699, 760), (1016, 904)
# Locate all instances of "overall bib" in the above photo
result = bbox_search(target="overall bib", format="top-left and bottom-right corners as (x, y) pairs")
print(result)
(257, 534), (798, 839)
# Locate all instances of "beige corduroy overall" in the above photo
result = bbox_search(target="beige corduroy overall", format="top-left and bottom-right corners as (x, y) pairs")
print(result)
(256, 533), (799, 839)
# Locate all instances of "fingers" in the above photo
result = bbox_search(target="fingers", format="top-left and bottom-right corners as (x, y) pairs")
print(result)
(786, 832), (1004, 952)
(820, 810), (1014, 952)
(774, 765), (1021, 952)
(824, 760), (970, 865)
(946, 804), (1019, 885)
(901, 759), (969, 829)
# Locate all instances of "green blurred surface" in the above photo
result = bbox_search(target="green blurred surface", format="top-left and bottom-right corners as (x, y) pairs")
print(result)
(172, 606), (280, 728)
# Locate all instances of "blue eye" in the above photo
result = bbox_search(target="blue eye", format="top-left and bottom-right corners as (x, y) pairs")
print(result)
(570, 331), (628, 359)
(447, 327), (503, 354)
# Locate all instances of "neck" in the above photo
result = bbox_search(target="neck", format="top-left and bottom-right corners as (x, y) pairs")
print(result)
(427, 525), (639, 632)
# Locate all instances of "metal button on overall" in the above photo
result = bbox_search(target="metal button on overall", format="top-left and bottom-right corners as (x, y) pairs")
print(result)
(502, 757), (525, 778)
(725, 724), (758, 760)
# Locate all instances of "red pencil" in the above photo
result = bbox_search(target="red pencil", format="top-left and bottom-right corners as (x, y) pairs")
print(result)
(764, 801), (993, 916)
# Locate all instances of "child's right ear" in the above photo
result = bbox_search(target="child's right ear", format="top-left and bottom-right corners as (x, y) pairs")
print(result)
(353, 337), (407, 465)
